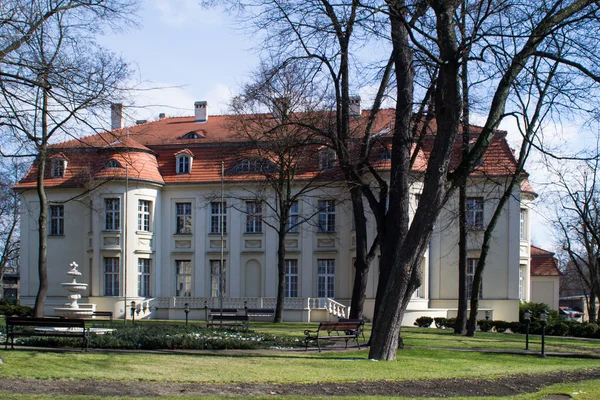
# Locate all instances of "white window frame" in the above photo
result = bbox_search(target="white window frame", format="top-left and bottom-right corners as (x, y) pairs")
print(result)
(138, 258), (151, 297)
(104, 198), (120, 231)
(104, 257), (119, 296)
(519, 264), (525, 300)
(175, 202), (192, 234)
(520, 208), (527, 240)
(176, 155), (191, 174)
(317, 259), (335, 298)
(210, 201), (227, 234)
(210, 260), (226, 297)
(467, 258), (482, 299)
(51, 159), (66, 178)
(49, 205), (64, 236)
(286, 200), (299, 233)
(245, 201), (262, 233)
(138, 200), (152, 232)
(285, 259), (298, 298)
(175, 260), (192, 297)
(466, 197), (484, 230)
(318, 200), (335, 233)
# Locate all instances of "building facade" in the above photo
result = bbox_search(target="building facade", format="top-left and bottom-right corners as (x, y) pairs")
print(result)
(16, 102), (541, 324)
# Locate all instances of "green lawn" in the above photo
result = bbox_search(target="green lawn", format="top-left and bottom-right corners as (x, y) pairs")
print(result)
(0, 321), (598, 399)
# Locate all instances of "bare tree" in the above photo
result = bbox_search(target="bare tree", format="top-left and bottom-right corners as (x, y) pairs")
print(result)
(0, 1), (135, 316)
(553, 158), (600, 323)
(0, 159), (23, 298)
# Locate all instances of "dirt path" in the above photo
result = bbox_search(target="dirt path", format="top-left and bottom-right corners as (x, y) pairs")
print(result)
(1, 368), (599, 397)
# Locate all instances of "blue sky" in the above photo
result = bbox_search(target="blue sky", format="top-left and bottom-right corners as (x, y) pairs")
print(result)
(97, 0), (561, 251)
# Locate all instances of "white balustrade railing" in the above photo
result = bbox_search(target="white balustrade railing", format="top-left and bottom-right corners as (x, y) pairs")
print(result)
(151, 296), (348, 317)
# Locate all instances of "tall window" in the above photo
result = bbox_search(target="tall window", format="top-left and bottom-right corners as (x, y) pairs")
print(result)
(466, 197), (484, 230)
(175, 202), (192, 234)
(175, 260), (191, 297)
(51, 159), (66, 178)
(210, 202), (227, 234)
(49, 205), (64, 236)
(104, 258), (119, 296)
(286, 201), (299, 233)
(138, 200), (152, 232)
(317, 259), (335, 298)
(285, 259), (298, 297)
(519, 264), (525, 300)
(245, 201), (262, 233)
(520, 208), (527, 240)
(210, 260), (226, 297)
(105, 198), (120, 231)
(467, 258), (482, 299)
(176, 155), (190, 174)
(138, 259), (151, 297)
(318, 200), (335, 232)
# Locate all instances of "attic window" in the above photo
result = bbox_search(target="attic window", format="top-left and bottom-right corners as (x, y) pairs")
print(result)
(318, 149), (336, 170)
(231, 159), (276, 174)
(378, 148), (392, 161)
(181, 131), (202, 140)
(176, 154), (192, 174)
(105, 159), (123, 169)
(51, 159), (67, 178)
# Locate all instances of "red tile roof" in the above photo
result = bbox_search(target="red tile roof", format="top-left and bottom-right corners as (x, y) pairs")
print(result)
(531, 245), (561, 276)
(15, 110), (523, 190)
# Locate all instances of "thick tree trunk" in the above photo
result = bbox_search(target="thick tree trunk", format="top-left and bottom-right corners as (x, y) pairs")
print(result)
(33, 149), (48, 317)
(349, 187), (369, 320)
(455, 184), (468, 334)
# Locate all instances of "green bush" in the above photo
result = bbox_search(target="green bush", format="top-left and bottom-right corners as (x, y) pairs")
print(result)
(414, 316), (434, 328)
(0, 304), (33, 317)
(477, 319), (493, 332)
(18, 324), (303, 350)
(492, 320), (510, 333)
(434, 317), (447, 329)
(519, 302), (561, 324)
(508, 321), (522, 334)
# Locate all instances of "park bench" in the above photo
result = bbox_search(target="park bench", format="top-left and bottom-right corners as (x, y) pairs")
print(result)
(4, 316), (89, 350)
(244, 307), (276, 322)
(90, 311), (113, 324)
(205, 307), (248, 330)
(337, 318), (366, 342)
(304, 320), (364, 351)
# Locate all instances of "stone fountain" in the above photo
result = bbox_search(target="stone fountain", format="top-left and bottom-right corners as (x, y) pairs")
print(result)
(54, 262), (94, 318)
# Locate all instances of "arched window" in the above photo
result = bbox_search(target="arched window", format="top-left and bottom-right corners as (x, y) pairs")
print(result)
(105, 159), (123, 168)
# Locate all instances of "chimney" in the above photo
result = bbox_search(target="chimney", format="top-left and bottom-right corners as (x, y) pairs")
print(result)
(349, 96), (361, 118)
(158, 113), (167, 119)
(195, 101), (208, 122)
(111, 103), (124, 130)
(272, 97), (290, 121)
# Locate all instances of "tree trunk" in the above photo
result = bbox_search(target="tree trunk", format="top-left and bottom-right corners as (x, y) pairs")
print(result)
(455, 184), (468, 334)
(349, 187), (369, 320)
(33, 148), (48, 317)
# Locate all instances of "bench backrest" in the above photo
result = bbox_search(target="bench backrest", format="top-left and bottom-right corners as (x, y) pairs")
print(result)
(318, 321), (361, 331)
(245, 308), (275, 315)
(210, 315), (249, 321)
(6, 317), (86, 328)
(208, 308), (239, 314)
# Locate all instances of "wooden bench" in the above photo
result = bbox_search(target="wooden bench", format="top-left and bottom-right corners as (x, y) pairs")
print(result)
(205, 307), (248, 330)
(337, 318), (366, 342)
(304, 321), (364, 351)
(245, 307), (275, 322)
(4, 316), (89, 350)
(90, 311), (113, 324)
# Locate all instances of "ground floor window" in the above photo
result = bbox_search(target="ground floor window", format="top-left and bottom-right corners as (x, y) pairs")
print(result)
(519, 264), (525, 300)
(467, 258), (482, 299)
(138, 259), (151, 297)
(285, 259), (298, 298)
(176, 260), (192, 297)
(211, 260), (226, 297)
(317, 259), (335, 298)
(104, 257), (119, 296)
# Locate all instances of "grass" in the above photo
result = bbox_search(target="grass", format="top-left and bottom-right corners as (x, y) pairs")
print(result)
(0, 321), (598, 399)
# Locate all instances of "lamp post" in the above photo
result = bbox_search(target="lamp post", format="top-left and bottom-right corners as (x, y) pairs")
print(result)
(539, 309), (548, 358)
(524, 309), (532, 351)
(130, 301), (136, 326)
(184, 303), (190, 327)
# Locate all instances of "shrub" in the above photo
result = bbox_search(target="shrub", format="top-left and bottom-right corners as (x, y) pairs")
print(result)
(434, 317), (447, 329)
(414, 316), (434, 328)
(477, 319), (493, 332)
(508, 322), (522, 334)
(492, 320), (510, 333)
(444, 317), (457, 329)
(519, 302), (561, 324)
(0, 304), (33, 317)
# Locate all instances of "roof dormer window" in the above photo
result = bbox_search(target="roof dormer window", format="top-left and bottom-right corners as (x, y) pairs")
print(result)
(318, 149), (336, 170)
(175, 149), (194, 174)
(180, 131), (203, 140)
(51, 158), (67, 178)
(105, 159), (123, 169)
(229, 158), (277, 174)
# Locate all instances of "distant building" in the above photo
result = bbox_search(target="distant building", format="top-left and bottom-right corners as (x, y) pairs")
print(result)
(529, 245), (561, 310)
